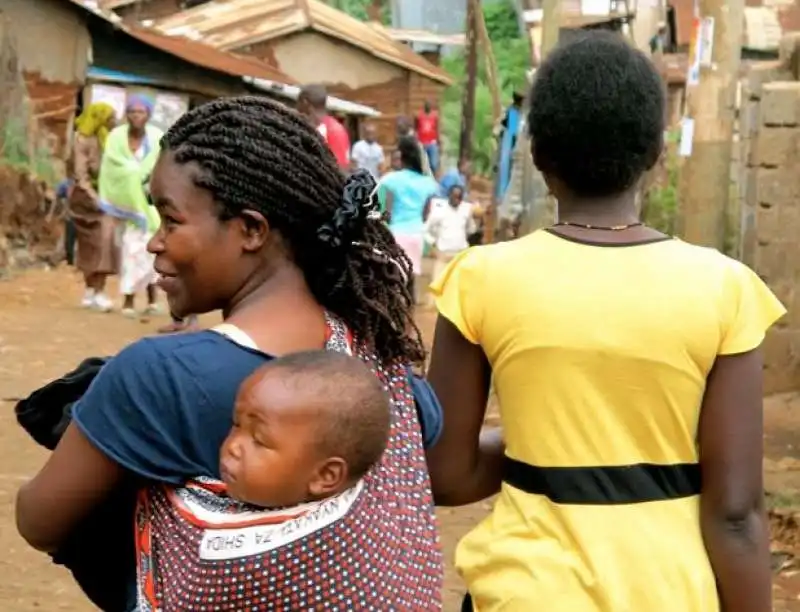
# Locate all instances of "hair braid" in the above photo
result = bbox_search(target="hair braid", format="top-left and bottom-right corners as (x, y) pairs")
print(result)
(162, 96), (424, 365)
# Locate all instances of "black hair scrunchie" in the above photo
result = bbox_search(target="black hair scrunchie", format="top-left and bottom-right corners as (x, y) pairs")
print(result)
(317, 168), (378, 250)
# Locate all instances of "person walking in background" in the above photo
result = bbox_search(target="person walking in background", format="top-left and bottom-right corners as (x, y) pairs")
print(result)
(415, 100), (440, 175)
(440, 158), (471, 197)
(297, 84), (351, 169)
(427, 32), (781, 612)
(424, 184), (475, 291)
(380, 136), (440, 303)
(495, 91), (524, 203)
(350, 123), (384, 180)
(98, 95), (163, 318)
(68, 102), (119, 312)
(396, 117), (432, 176)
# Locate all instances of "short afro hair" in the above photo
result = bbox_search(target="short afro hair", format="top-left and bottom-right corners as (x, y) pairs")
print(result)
(528, 31), (665, 198)
(257, 350), (391, 481)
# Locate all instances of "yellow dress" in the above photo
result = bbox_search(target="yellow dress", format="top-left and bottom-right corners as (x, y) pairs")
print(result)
(430, 230), (786, 612)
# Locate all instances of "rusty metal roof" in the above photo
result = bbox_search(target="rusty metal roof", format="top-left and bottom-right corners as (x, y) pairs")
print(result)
(154, 0), (453, 85)
(68, 0), (295, 84)
(129, 26), (297, 82)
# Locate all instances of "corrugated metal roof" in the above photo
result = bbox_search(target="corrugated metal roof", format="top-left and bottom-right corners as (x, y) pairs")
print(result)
(154, 0), (453, 85)
(68, 0), (295, 84)
(244, 77), (381, 116)
(383, 27), (466, 47)
(130, 25), (298, 82)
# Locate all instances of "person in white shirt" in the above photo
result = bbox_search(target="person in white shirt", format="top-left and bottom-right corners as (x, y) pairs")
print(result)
(425, 184), (476, 286)
(350, 123), (385, 180)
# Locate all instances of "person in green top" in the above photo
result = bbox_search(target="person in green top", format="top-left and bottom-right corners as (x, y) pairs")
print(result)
(98, 95), (163, 318)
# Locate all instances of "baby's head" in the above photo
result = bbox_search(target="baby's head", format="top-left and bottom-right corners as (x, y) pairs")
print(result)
(220, 350), (391, 508)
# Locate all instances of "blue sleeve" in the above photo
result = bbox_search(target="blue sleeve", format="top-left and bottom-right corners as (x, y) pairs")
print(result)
(72, 338), (215, 484)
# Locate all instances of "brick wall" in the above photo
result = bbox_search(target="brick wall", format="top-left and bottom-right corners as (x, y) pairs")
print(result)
(739, 52), (800, 394)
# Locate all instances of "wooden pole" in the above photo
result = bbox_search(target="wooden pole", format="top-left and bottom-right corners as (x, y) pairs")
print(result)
(458, 0), (479, 164)
(540, 0), (562, 59)
(474, 0), (502, 124)
(676, 0), (744, 249)
(517, 0), (561, 235)
(475, 0), (502, 244)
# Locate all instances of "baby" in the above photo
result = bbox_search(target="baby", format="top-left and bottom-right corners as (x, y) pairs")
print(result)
(219, 350), (392, 508)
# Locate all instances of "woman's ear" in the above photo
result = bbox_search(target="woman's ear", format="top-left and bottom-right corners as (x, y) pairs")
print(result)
(237, 210), (270, 253)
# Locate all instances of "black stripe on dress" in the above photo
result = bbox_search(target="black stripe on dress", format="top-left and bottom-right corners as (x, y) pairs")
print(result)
(503, 455), (701, 505)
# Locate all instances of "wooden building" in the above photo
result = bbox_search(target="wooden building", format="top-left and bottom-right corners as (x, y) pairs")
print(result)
(0, 0), (296, 158)
(147, 0), (453, 145)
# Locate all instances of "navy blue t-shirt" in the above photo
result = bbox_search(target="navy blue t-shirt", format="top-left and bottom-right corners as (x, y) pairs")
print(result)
(73, 331), (272, 483)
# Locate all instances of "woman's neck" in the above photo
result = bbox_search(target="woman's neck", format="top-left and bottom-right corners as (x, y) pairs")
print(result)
(128, 126), (145, 138)
(223, 263), (327, 355)
(556, 192), (639, 226)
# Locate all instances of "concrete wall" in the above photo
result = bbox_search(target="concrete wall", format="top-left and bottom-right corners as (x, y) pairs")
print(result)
(739, 58), (800, 394)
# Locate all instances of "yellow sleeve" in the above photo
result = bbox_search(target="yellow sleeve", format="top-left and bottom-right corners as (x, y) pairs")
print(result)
(719, 260), (786, 355)
(428, 247), (486, 344)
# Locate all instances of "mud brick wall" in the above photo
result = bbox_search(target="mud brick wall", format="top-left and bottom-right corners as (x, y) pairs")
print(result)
(742, 76), (800, 394)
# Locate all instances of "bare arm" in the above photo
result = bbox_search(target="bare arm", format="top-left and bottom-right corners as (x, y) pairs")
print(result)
(72, 136), (99, 204)
(426, 315), (504, 506)
(699, 348), (772, 612)
(384, 190), (394, 223)
(423, 196), (433, 222)
(16, 423), (124, 552)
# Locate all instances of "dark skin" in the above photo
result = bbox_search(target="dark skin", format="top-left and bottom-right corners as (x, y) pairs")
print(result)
(122, 103), (157, 310)
(16, 151), (329, 552)
(427, 168), (771, 610)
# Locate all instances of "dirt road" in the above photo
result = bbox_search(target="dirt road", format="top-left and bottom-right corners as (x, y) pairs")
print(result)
(1, 265), (799, 611)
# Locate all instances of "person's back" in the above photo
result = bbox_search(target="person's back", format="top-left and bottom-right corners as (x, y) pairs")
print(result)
(319, 114), (351, 168)
(436, 230), (779, 608)
(427, 33), (783, 612)
(382, 168), (439, 234)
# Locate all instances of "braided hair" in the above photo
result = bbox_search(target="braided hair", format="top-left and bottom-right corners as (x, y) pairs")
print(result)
(396, 135), (424, 174)
(161, 96), (424, 365)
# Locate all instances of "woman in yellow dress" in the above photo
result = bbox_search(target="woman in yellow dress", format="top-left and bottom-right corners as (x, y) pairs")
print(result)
(427, 32), (783, 612)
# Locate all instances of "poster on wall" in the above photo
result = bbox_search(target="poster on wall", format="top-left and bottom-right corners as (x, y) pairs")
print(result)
(150, 93), (189, 131)
(88, 84), (127, 120)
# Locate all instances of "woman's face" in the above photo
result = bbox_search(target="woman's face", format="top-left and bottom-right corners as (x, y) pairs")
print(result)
(126, 104), (149, 130)
(146, 152), (263, 318)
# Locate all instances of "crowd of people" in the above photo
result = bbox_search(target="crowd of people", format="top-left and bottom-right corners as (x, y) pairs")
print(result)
(16, 32), (784, 612)
(64, 94), (197, 333)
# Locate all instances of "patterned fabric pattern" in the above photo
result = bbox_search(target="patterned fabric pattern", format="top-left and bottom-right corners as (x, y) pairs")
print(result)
(135, 315), (442, 610)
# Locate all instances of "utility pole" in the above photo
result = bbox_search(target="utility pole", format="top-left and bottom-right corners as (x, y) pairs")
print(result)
(517, 0), (562, 234)
(458, 0), (479, 164)
(676, 0), (745, 249)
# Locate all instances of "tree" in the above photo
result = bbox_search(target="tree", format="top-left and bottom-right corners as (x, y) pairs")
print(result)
(440, 0), (530, 174)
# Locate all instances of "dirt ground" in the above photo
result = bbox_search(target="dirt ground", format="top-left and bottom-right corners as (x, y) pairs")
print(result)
(1, 265), (799, 611)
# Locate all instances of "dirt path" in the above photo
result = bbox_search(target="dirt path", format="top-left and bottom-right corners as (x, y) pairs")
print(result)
(1, 265), (799, 611)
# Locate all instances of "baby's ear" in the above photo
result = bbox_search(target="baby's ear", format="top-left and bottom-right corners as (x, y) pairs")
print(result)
(308, 457), (349, 498)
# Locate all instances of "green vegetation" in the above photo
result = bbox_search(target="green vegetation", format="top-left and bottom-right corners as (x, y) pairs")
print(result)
(0, 116), (58, 186)
(440, 0), (531, 174)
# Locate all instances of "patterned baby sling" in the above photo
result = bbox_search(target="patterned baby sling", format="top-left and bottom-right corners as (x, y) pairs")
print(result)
(135, 314), (394, 611)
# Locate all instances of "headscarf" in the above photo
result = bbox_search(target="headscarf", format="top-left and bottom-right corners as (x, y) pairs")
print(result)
(126, 94), (154, 116)
(74, 102), (116, 148)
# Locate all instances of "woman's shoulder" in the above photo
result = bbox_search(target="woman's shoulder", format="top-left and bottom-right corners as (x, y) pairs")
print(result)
(100, 330), (266, 393)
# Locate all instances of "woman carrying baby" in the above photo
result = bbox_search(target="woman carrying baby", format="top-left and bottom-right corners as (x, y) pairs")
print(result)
(16, 97), (441, 610)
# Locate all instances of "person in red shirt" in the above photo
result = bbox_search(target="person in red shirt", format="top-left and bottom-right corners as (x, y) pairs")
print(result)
(415, 100), (440, 175)
(297, 84), (351, 169)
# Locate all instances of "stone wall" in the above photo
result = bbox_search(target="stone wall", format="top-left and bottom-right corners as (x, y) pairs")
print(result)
(740, 51), (800, 394)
